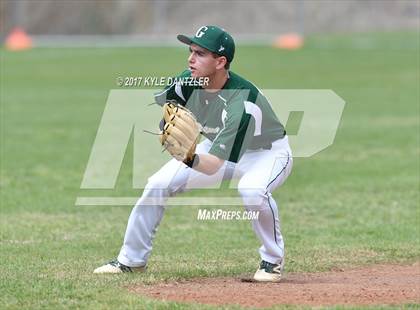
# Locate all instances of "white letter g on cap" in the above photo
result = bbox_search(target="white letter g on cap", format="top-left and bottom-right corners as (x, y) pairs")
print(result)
(195, 26), (208, 38)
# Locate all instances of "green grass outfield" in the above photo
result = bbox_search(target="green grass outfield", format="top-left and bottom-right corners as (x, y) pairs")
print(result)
(1, 32), (419, 309)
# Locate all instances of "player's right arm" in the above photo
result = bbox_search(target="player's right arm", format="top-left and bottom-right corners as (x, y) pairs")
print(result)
(188, 153), (225, 175)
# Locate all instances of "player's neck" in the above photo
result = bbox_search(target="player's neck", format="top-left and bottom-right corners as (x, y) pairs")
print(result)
(203, 70), (229, 93)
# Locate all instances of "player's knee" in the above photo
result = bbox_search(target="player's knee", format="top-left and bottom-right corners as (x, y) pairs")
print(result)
(237, 186), (267, 211)
(237, 186), (265, 199)
(144, 175), (184, 198)
(145, 176), (170, 191)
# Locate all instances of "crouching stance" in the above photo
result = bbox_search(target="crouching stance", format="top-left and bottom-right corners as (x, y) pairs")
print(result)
(94, 25), (293, 282)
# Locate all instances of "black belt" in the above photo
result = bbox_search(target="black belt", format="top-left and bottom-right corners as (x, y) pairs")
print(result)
(262, 130), (286, 150)
(248, 142), (272, 150)
(251, 130), (286, 151)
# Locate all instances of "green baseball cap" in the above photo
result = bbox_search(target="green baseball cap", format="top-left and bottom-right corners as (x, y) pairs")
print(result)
(177, 25), (235, 63)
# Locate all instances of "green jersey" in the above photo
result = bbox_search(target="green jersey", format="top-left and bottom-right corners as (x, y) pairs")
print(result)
(154, 70), (285, 163)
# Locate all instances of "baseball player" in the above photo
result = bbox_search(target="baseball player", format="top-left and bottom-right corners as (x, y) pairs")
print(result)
(94, 25), (293, 282)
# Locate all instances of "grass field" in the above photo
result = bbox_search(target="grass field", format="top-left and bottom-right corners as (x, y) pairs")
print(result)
(1, 32), (419, 309)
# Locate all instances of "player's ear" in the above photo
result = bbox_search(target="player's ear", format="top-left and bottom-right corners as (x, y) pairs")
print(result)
(215, 56), (227, 70)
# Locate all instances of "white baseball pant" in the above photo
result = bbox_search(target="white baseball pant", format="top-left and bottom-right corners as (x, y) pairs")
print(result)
(117, 136), (293, 267)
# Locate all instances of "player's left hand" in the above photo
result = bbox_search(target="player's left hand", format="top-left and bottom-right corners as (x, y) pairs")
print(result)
(159, 102), (201, 163)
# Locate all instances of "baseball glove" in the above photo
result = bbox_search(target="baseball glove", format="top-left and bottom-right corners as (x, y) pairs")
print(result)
(159, 102), (201, 163)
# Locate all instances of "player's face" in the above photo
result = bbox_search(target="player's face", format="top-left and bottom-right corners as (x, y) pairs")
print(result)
(188, 44), (219, 78)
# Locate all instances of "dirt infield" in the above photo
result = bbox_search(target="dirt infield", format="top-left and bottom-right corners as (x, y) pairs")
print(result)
(131, 262), (420, 308)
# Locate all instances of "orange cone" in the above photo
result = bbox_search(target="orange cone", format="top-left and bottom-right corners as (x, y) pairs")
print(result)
(5, 27), (33, 51)
(273, 33), (304, 50)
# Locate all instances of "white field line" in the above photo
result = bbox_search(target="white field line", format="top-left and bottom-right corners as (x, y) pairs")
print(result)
(30, 34), (419, 50)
